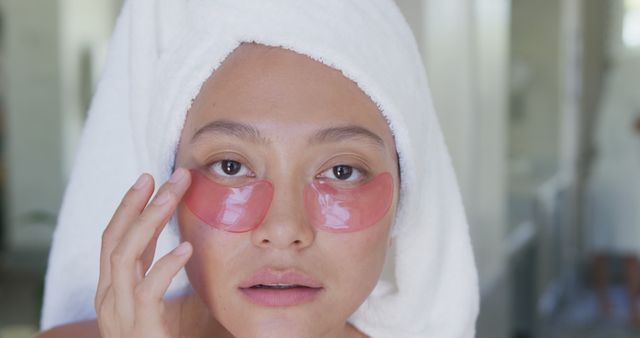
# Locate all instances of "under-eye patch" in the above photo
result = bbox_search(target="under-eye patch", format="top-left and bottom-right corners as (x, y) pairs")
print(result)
(184, 169), (274, 232)
(183, 169), (393, 233)
(303, 172), (394, 233)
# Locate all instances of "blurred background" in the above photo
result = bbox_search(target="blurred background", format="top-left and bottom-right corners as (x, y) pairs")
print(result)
(0, 0), (638, 337)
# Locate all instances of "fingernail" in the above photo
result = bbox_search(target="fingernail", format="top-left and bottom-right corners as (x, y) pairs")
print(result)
(133, 174), (148, 190)
(153, 191), (171, 205)
(173, 242), (191, 256)
(169, 168), (186, 183)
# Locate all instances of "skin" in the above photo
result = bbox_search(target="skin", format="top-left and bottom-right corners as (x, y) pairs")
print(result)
(36, 42), (399, 338)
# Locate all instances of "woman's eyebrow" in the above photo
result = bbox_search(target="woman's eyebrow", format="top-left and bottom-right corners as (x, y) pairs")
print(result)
(191, 119), (385, 148)
(308, 125), (385, 148)
(191, 119), (269, 145)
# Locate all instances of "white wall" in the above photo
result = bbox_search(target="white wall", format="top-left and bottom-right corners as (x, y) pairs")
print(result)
(509, 0), (562, 189)
(1, 0), (116, 254)
(2, 0), (64, 252)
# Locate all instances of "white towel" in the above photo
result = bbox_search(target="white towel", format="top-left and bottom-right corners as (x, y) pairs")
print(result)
(41, 0), (479, 337)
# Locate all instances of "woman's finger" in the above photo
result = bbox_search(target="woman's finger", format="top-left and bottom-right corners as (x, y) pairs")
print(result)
(96, 173), (154, 303)
(134, 242), (192, 320)
(129, 168), (192, 280)
(109, 168), (191, 318)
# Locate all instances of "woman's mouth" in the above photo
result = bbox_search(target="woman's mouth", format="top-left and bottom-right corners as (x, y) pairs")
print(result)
(238, 268), (324, 306)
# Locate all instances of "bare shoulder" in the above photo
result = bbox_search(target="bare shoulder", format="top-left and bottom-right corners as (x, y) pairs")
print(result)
(34, 319), (100, 338)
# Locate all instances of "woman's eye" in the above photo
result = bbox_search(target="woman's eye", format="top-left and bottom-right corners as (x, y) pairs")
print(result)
(319, 165), (364, 182)
(210, 160), (252, 177)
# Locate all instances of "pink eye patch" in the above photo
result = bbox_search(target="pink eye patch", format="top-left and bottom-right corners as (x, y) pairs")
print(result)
(183, 169), (393, 233)
(184, 169), (274, 233)
(303, 172), (394, 233)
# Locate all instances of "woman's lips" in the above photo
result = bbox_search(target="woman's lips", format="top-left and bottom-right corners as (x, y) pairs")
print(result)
(238, 268), (324, 307)
(239, 287), (324, 307)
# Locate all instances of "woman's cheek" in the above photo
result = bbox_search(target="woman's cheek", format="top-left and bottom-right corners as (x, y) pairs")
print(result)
(178, 204), (231, 298)
(325, 225), (390, 290)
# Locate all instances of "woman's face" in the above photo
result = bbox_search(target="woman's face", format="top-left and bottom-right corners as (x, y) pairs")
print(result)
(175, 43), (399, 337)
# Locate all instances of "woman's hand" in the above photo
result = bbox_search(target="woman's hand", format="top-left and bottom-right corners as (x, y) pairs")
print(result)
(95, 168), (192, 338)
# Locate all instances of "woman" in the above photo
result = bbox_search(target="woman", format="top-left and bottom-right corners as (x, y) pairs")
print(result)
(38, 0), (478, 337)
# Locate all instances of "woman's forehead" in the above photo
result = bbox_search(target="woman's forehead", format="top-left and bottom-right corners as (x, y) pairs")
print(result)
(182, 42), (396, 151)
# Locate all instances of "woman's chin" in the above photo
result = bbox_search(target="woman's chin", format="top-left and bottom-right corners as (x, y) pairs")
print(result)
(229, 324), (318, 338)
(223, 312), (329, 338)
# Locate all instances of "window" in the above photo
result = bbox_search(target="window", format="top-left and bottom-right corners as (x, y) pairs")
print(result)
(623, 0), (640, 47)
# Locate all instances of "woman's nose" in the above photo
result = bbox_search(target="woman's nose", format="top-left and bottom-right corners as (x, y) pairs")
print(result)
(250, 179), (315, 250)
